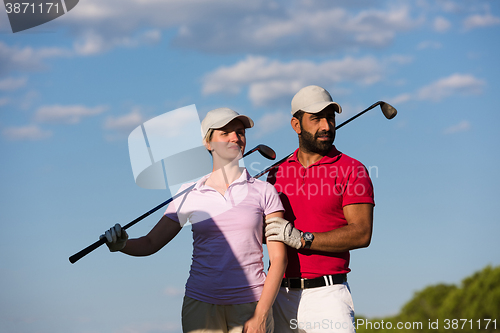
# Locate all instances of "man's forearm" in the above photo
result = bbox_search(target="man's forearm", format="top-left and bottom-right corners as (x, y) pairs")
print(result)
(302, 223), (372, 252)
(301, 203), (373, 252)
(265, 204), (373, 252)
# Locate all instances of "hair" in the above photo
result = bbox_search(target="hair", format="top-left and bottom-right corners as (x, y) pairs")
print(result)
(293, 105), (337, 126)
(203, 128), (215, 156)
(293, 110), (306, 125)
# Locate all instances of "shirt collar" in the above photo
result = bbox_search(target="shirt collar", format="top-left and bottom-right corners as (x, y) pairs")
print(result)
(288, 145), (342, 167)
(193, 168), (253, 191)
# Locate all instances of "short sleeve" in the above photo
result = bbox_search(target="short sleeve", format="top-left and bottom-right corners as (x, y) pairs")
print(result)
(342, 162), (375, 207)
(263, 182), (285, 216)
(164, 182), (195, 225)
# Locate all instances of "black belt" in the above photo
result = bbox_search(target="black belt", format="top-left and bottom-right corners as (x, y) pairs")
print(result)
(281, 274), (346, 289)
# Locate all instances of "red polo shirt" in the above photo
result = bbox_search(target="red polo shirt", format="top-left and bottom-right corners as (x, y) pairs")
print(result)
(267, 146), (375, 279)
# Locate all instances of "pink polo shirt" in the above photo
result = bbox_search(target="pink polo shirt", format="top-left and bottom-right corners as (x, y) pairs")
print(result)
(267, 146), (375, 279)
(164, 168), (284, 304)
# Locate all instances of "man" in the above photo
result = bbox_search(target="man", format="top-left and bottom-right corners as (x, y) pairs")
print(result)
(265, 85), (375, 333)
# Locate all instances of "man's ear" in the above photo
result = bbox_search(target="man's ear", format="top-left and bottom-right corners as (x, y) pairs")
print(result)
(291, 117), (301, 135)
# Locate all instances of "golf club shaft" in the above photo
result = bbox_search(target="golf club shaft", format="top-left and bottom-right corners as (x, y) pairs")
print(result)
(253, 101), (391, 179)
(335, 101), (383, 130)
(69, 144), (271, 264)
(69, 184), (194, 264)
(242, 147), (257, 158)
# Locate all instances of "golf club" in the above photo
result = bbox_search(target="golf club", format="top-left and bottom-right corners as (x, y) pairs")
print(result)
(335, 101), (397, 131)
(243, 144), (276, 160)
(252, 101), (397, 179)
(69, 144), (276, 264)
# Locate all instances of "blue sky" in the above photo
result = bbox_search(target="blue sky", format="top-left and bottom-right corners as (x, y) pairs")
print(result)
(1, 0), (499, 332)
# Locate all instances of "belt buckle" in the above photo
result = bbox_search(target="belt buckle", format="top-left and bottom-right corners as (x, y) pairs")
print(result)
(300, 278), (305, 289)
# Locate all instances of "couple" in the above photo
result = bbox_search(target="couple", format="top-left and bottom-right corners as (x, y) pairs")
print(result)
(102, 85), (375, 333)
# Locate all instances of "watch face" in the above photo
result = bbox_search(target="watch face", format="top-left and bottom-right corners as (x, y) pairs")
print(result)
(304, 232), (314, 241)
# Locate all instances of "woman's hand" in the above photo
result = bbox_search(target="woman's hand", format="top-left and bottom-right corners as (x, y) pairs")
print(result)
(243, 312), (267, 333)
(100, 223), (128, 252)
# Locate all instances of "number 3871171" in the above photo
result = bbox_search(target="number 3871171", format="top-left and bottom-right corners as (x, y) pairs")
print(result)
(5, 2), (60, 14)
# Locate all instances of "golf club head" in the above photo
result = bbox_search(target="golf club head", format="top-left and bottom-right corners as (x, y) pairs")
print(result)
(380, 102), (398, 119)
(256, 144), (276, 160)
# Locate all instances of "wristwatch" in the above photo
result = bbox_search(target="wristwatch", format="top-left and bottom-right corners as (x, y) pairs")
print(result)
(302, 232), (314, 249)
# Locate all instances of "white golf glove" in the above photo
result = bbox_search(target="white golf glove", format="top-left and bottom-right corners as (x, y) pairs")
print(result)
(265, 217), (303, 249)
(100, 223), (129, 252)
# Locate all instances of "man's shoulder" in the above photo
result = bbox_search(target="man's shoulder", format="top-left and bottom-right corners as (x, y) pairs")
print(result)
(266, 155), (296, 184)
(336, 152), (366, 167)
(325, 145), (365, 167)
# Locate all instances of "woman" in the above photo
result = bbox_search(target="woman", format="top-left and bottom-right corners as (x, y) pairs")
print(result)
(102, 107), (287, 333)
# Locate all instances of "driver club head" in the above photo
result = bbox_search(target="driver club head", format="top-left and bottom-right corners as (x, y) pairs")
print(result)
(380, 102), (398, 119)
(256, 144), (276, 160)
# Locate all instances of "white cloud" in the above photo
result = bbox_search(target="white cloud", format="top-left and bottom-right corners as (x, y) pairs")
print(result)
(417, 74), (485, 102)
(388, 74), (485, 104)
(175, 5), (419, 54)
(463, 13), (500, 30)
(248, 81), (305, 108)
(144, 106), (200, 139)
(104, 109), (144, 132)
(417, 41), (442, 50)
(444, 120), (471, 134)
(163, 286), (184, 297)
(73, 29), (161, 56)
(2, 125), (52, 141)
(38, 1), (420, 56)
(0, 41), (71, 76)
(0, 28), (159, 76)
(62, 0), (263, 52)
(34, 105), (107, 124)
(1, 2), (423, 75)
(203, 55), (395, 106)
(434, 16), (451, 32)
(252, 111), (290, 138)
(438, 1), (462, 13)
(0, 77), (28, 91)
(389, 93), (412, 105)
(19, 90), (41, 111)
(387, 55), (414, 65)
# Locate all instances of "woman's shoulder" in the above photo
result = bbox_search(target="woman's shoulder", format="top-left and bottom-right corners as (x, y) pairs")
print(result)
(174, 181), (195, 192)
(250, 177), (279, 195)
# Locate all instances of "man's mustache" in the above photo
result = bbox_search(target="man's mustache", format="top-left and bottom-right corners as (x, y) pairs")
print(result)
(315, 130), (334, 139)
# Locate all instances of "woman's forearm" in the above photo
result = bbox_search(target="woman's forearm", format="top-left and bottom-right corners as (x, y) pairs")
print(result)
(121, 215), (182, 256)
(254, 241), (287, 317)
(120, 236), (156, 256)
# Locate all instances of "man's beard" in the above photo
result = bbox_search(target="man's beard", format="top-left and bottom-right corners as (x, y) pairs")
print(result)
(299, 129), (335, 155)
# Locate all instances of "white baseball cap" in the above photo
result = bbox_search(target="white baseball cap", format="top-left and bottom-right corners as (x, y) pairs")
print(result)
(291, 85), (342, 116)
(201, 107), (254, 138)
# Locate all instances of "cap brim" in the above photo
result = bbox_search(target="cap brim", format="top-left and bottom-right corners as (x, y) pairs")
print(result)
(211, 115), (254, 130)
(299, 101), (342, 114)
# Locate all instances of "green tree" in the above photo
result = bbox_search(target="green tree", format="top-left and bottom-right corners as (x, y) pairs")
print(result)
(438, 265), (500, 333)
(399, 283), (457, 324)
(355, 265), (500, 333)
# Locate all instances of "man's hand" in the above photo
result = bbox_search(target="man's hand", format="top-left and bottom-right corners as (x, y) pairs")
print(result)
(265, 217), (302, 249)
(100, 223), (129, 252)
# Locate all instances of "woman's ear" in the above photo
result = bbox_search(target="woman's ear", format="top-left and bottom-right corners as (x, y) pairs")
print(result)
(203, 139), (212, 152)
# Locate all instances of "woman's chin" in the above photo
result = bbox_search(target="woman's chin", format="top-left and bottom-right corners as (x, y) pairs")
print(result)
(214, 151), (241, 162)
